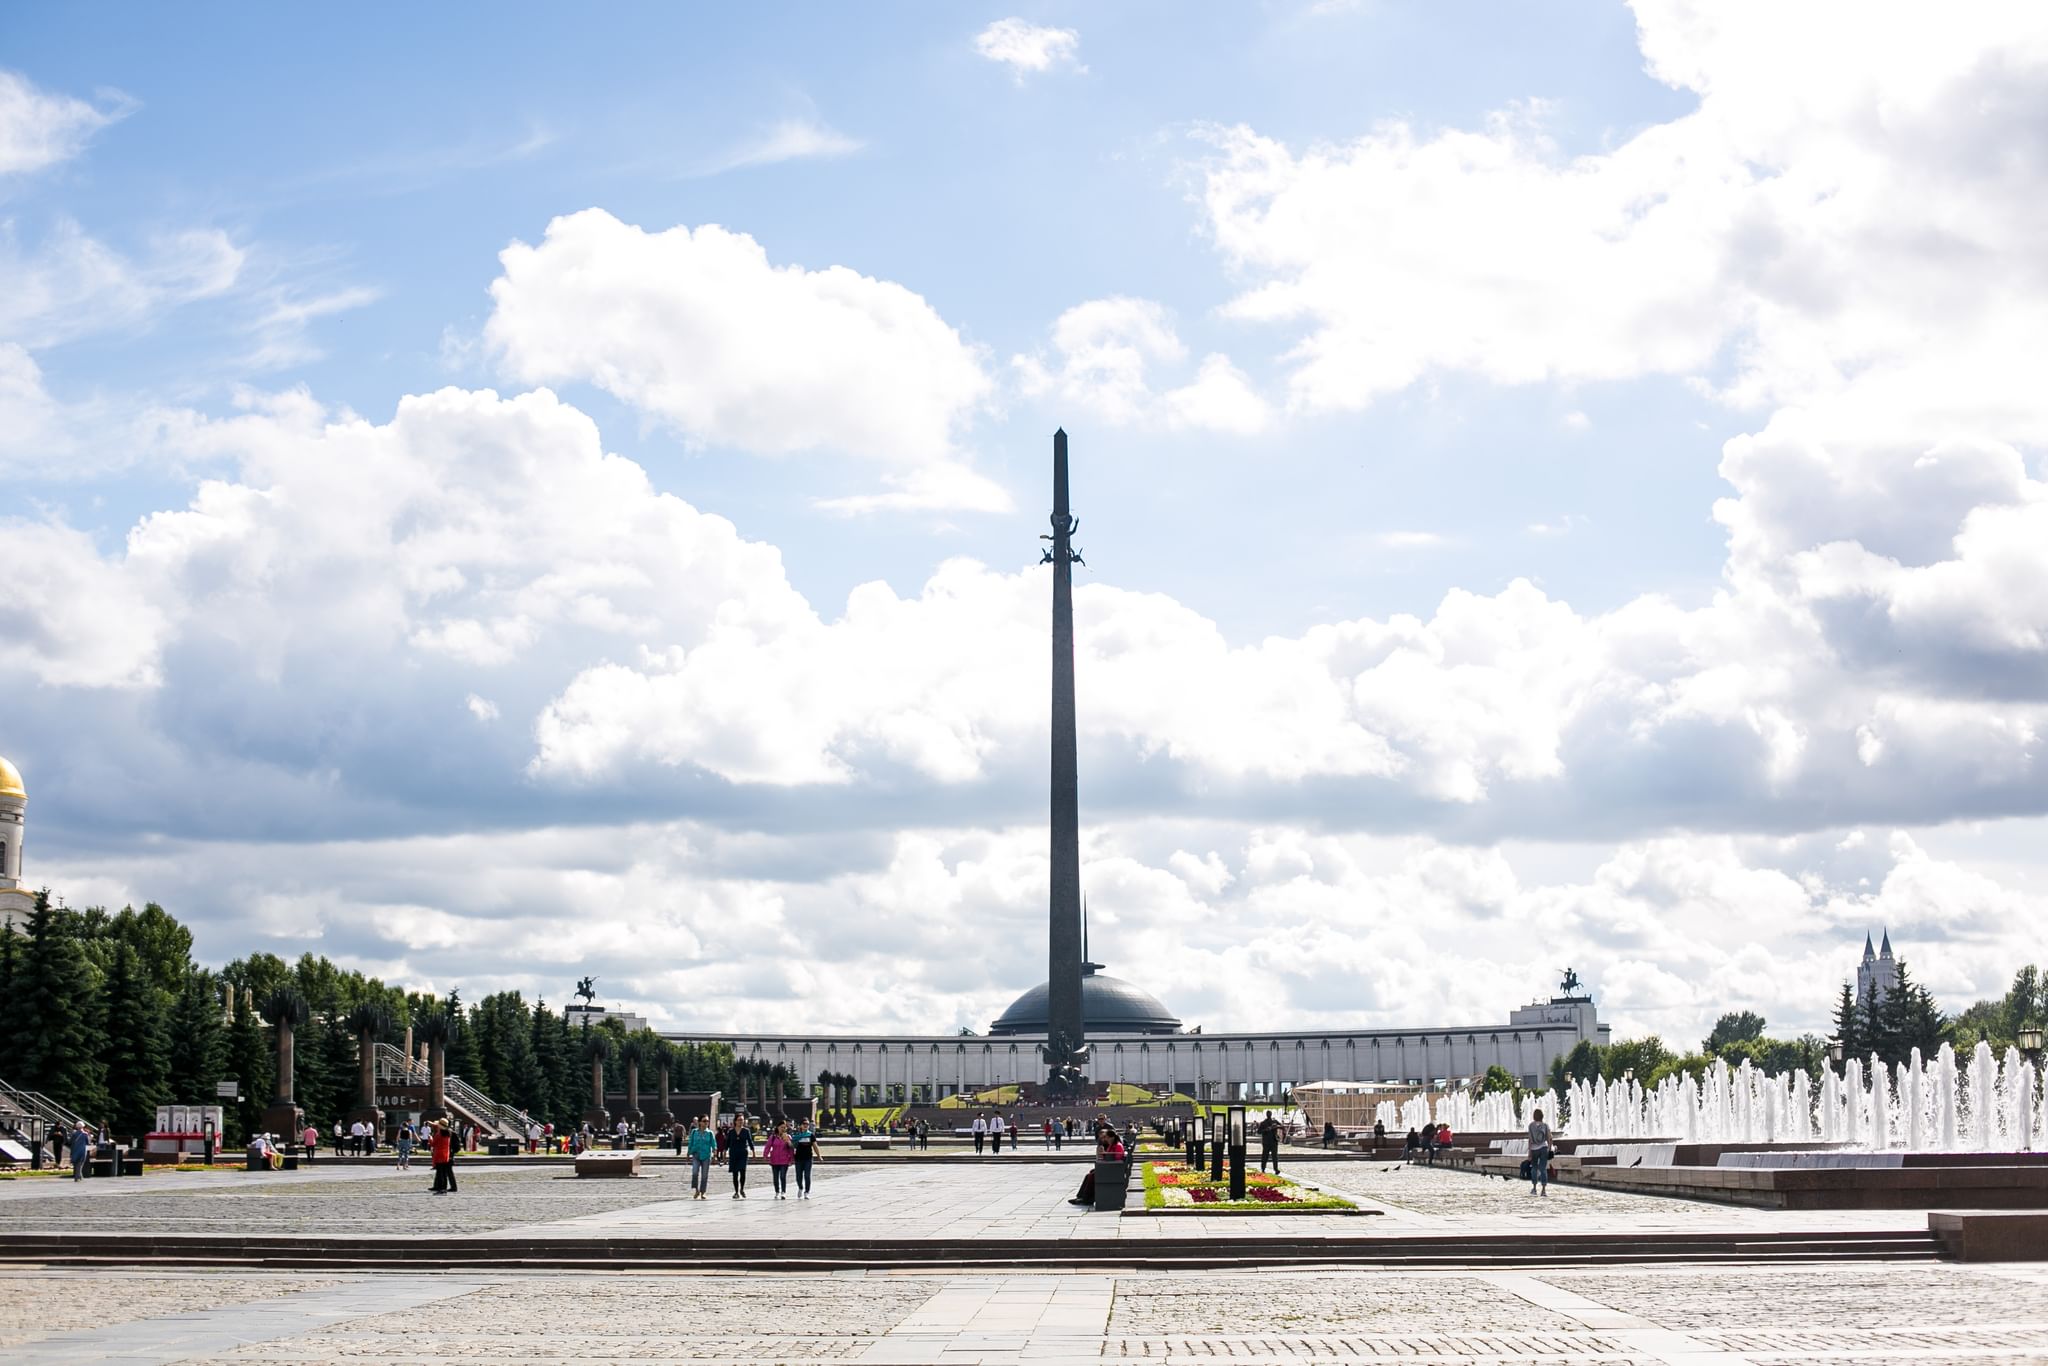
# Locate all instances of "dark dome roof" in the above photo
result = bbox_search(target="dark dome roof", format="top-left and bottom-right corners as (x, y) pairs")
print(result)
(989, 971), (1181, 1036)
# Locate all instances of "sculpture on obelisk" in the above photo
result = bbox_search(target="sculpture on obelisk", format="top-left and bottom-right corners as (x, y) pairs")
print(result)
(1038, 429), (1090, 1094)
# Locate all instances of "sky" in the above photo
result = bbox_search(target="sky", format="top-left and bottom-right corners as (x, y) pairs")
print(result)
(3, 1), (2046, 1048)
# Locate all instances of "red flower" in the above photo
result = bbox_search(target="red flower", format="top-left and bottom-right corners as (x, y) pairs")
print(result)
(1189, 1187), (1222, 1202)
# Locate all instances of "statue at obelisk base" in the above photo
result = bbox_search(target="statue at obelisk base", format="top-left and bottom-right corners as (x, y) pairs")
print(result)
(1041, 429), (1091, 1097)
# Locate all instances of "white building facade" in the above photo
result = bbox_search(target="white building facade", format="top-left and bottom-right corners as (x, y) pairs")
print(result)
(667, 992), (1607, 1105)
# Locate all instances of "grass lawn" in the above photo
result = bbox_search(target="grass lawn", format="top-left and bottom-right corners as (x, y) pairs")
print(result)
(1139, 1159), (1356, 1212)
(848, 1106), (906, 1127)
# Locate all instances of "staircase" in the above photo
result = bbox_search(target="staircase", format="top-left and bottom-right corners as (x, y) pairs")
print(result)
(371, 1043), (543, 1139)
(0, 1078), (87, 1136)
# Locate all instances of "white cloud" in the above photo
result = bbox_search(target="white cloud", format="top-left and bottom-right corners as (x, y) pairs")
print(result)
(1013, 297), (1270, 434)
(708, 117), (863, 173)
(0, 220), (243, 349)
(0, 518), (168, 687)
(0, 69), (128, 175)
(973, 19), (1084, 80)
(465, 694), (500, 723)
(1194, 1), (2048, 418)
(484, 209), (1001, 510)
(33, 810), (2047, 1044)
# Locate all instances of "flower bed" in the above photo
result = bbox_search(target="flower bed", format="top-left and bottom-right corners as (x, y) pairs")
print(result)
(1139, 1160), (1356, 1212)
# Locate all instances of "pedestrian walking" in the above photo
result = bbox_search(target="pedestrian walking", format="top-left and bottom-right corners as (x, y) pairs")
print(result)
(686, 1117), (716, 1199)
(303, 1122), (320, 1164)
(429, 1119), (458, 1194)
(765, 1122), (795, 1198)
(68, 1125), (90, 1181)
(791, 1117), (819, 1199)
(395, 1122), (413, 1170)
(990, 1112), (1006, 1153)
(971, 1113), (986, 1154)
(728, 1116), (754, 1198)
(1526, 1108), (1553, 1196)
(1422, 1123), (1439, 1165)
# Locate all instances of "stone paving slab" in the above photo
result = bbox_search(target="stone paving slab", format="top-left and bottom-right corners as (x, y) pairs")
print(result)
(9, 1265), (2048, 1365)
(0, 1163), (1954, 1246)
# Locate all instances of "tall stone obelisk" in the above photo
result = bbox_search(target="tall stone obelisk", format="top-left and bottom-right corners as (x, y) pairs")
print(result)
(1044, 429), (1087, 1085)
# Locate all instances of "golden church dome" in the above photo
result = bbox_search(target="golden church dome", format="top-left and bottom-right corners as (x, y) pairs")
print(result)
(0, 754), (23, 800)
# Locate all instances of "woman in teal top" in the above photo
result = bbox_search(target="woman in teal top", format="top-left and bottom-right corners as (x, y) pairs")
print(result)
(685, 1118), (716, 1200)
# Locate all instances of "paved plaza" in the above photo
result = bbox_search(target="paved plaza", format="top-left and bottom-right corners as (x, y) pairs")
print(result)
(4, 1161), (2045, 1363)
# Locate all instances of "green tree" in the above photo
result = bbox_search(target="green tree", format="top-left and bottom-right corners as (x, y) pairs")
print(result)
(13, 893), (110, 1122)
(1646, 1052), (1714, 1087)
(311, 1010), (355, 1129)
(1559, 1039), (1606, 1085)
(1703, 1011), (1768, 1054)
(166, 970), (226, 1105)
(1878, 960), (1945, 1064)
(224, 986), (270, 1141)
(0, 926), (20, 1081)
(444, 989), (480, 1083)
(528, 998), (568, 1123)
(1475, 1064), (1517, 1095)
(1603, 1036), (1672, 1082)
(100, 938), (171, 1139)
(110, 903), (193, 1000)
(1830, 982), (1860, 1062)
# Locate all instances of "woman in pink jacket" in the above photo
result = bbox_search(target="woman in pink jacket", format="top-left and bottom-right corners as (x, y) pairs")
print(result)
(764, 1122), (796, 1199)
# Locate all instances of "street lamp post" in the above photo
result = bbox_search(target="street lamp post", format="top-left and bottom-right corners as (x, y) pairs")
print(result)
(1210, 1112), (1225, 1181)
(2019, 1026), (2043, 1067)
(1827, 1037), (1845, 1070)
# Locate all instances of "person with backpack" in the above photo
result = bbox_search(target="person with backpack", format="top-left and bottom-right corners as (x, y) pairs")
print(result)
(1527, 1108), (1553, 1196)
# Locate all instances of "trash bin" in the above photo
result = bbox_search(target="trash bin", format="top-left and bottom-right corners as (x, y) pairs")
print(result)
(1091, 1158), (1130, 1212)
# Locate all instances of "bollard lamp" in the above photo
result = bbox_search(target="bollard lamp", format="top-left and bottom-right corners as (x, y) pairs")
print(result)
(1226, 1104), (1248, 1199)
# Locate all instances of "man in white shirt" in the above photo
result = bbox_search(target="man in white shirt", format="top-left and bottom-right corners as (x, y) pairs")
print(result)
(990, 1112), (1007, 1154)
(971, 1114), (987, 1154)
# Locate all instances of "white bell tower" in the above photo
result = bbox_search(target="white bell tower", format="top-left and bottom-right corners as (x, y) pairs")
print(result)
(0, 753), (32, 932)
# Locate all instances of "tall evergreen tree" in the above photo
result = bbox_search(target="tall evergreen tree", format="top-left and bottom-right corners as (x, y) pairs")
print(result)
(313, 1010), (355, 1128)
(166, 969), (226, 1105)
(225, 986), (271, 1141)
(0, 926), (20, 1080)
(444, 989), (480, 1082)
(529, 998), (566, 1123)
(1830, 982), (1860, 1061)
(1880, 960), (1946, 1062)
(13, 892), (110, 1122)
(101, 938), (171, 1139)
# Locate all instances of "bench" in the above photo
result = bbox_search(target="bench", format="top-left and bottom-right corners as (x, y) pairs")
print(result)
(859, 1136), (892, 1150)
(575, 1151), (640, 1178)
(486, 1138), (522, 1156)
(1092, 1158), (1132, 1212)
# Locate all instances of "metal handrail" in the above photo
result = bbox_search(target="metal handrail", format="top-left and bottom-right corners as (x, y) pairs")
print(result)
(369, 1043), (541, 1137)
(0, 1079), (87, 1132)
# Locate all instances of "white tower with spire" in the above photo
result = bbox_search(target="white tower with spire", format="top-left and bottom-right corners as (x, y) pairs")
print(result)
(1856, 930), (1898, 1009)
(0, 752), (30, 932)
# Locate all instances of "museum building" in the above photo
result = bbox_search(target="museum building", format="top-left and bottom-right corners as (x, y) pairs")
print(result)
(666, 962), (1609, 1104)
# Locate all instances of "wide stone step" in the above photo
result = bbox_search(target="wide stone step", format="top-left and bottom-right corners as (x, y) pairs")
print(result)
(0, 1231), (1943, 1271)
